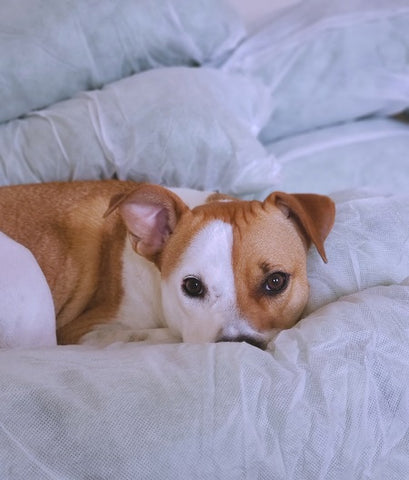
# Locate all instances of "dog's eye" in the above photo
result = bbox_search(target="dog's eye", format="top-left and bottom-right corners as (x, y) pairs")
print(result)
(182, 276), (205, 298)
(263, 272), (289, 295)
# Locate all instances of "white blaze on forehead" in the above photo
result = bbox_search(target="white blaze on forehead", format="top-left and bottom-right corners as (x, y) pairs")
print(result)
(161, 220), (238, 342)
(183, 220), (234, 281)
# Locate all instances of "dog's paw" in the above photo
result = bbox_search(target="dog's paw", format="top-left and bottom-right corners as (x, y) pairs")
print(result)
(79, 324), (181, 347)
(136, 328), (181, 344)
(79, 324), (148, 347)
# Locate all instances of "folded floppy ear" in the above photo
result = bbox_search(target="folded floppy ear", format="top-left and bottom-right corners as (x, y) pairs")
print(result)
(104, 184), (189, 263)
(264, 191), (336, 263)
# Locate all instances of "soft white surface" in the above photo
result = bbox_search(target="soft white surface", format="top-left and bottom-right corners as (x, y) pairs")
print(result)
(223, 0), (409, 140)
(0, 0), (245, 123)
(0, 232), (55, 348)
(0, 67), (278, 195)
(305, 192), (409, 315)
(267, 118), (409, 195)
(225, 0), (301, 31)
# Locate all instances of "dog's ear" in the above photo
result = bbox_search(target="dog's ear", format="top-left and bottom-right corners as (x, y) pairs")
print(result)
(104, 184), (188, 263)
(264, 192), (335, 263)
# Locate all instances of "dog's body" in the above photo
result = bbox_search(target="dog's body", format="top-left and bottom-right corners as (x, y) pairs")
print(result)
(0, 180), (335, 349)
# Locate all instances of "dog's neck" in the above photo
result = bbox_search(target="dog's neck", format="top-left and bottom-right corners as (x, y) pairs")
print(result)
(115, 240), (165, 330)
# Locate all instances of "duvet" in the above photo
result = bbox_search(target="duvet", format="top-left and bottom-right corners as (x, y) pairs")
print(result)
(1, 0), (409, 479)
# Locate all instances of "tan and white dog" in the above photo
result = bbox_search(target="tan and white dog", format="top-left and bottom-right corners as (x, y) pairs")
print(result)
(0, 180), (335, 349)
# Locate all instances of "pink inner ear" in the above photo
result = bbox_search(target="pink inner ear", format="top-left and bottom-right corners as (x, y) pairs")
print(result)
(120, 202), (171, 254)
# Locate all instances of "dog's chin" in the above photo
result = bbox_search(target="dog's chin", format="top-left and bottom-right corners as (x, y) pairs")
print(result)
(216, 327), (283, 350)
(216, 335), (268, 350)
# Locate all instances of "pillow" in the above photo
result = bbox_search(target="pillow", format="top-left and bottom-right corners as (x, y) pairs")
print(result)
(265, 118), (409, 195)
(222, 0), (409, 141)
(0, 67), (279, 196)
(224, 0), (301, 32)
(0, 0), (245, 124)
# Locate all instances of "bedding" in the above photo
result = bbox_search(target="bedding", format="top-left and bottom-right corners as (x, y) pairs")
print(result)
(0, 0), (245, 123)
(0, 67), (278, 195)
(225, 0), (301, 32)
(223, 0), (409, 141)
(304, 192), (409, 315)
(1, 0), (409, 479)
(2, 286), (409, 479)
(264, 118), (409, 195)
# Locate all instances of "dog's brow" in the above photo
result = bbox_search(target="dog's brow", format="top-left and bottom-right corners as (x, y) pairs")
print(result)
(259, 261), (272, 274)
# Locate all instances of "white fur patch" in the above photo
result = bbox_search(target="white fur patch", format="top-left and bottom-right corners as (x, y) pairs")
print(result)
(115, 241), (165, 330)
(113, 187), (212, 333)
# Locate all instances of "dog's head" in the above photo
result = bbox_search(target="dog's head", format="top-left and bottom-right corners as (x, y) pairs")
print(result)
(105, 185), (335, 349)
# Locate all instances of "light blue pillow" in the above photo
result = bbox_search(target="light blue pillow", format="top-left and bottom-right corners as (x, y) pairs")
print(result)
(223, 0), (409, 141)
(0, 67), (279, 196)
(264, 118), (409, 196)
(0, 0), (245, 123)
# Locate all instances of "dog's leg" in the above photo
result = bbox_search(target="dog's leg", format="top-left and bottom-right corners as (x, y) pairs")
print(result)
(0, 233), (56, 347)
(78, 324), (181, 347)
(135, 327), (181, 344)
(57, 307), (181, 347)
(56, 308), (115, 345)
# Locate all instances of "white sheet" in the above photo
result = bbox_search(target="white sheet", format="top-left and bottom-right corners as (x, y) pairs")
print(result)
(1, 281), (409, 478)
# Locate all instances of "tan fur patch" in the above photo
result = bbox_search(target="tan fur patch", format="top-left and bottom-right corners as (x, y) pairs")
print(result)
(231, 204), (309, 331)
(0, 180), (136, 341)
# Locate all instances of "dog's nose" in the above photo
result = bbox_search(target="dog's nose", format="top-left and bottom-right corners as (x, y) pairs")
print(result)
(216, 335), (267, 350)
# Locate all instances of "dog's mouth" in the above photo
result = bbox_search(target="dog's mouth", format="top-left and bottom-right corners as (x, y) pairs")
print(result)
(216, 335), (267, 350)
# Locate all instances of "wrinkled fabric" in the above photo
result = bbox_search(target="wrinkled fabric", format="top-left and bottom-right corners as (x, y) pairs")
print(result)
(1, 1), (409, 478)
(0, 68), (278, 195)
(222, 0), (409, 141)
(1, 280), (409, 479)
(0, 0), (245, 124)
(305, 192), (409, 315)
(266, 118), (409, 195)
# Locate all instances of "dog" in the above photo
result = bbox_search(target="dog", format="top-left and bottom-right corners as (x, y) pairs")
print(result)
(0, 180), (335, 349)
